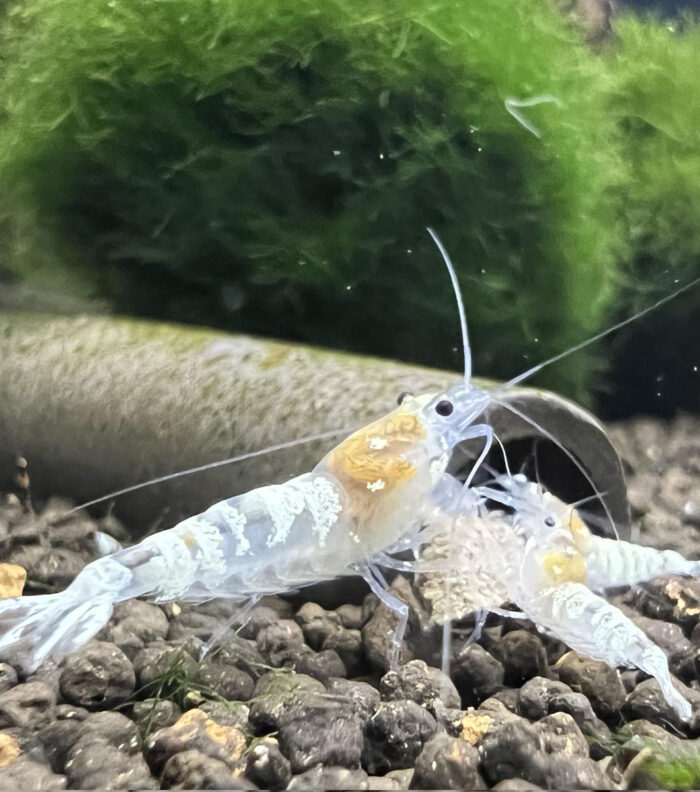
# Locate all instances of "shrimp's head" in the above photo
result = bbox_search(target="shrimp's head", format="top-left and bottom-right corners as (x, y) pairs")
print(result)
(326, 382), (494, 492)
(493, 474), (592, 550)
(326, 393), (444, 496)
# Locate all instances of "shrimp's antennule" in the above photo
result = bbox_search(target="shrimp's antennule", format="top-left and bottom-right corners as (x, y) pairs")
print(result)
(427, 228), (472, 383)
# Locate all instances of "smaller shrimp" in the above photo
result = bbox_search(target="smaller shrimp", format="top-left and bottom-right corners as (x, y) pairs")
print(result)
(476, 474), (699, 721)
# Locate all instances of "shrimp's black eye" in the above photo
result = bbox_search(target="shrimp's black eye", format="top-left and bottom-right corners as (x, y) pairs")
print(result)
(544, 516), (556, 528)
(435, 400), (454, 417)
(397, 391), (413, 405)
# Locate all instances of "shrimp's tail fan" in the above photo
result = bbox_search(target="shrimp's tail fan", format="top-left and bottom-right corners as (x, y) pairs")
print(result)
(0, 575), (117, 672)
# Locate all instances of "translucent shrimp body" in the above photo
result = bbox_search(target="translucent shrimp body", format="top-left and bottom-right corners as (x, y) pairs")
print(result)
(475, 475), (700, 721)
(0, 391), (487, 671)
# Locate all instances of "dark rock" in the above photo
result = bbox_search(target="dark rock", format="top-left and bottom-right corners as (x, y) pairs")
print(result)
(248, 672), (325, 734)
(132, 643), (198, 692)
(517, 676), (572, 721)
(380, 659), (460, 709)
(256, 620), (305, 664)
(322, 628), (363, 676)
(59, 641), (134, 709)
(212, 633), (267, 680)
(0, 756), (66, 790)
(621, 677), (685, 731)
(475, 698), (522, 733)
(430, 698), (468, 736)
(25, 661), (62, 696)
(336, 604), (365, 630)
(554, 651), (627, 719)
(691, 621), (700, 646)
(367, 775), (403, 790)
(491, 780), (543, 790)
(81, 710), (141, 753)
(39, 710), (140, 774)
(362, 576), (423, 672)
(199, 701), (250, 730)
(326, 678), (380, 724)
(491, 687), (520, 714)
(287, 765), (370, 790)
(619, 668), (641, 693)
(451, 644), (505, 707)
(478, 718), (546, 786)
(0, 664), (17, 694)
(7, 546), (86, 590)
(244, 737), (291, 790)
(296, 602), (343, 650)
(362, 700), (437, 774)
(543, 754), (610, 789)
(196, 661), (255, 701)
(38, 720), (83, 772)
(633, 574), (700, 628)
(132, 698), (183, 737)
(258, 596), (295, 619)
(167, 609), (221, 642)
(161, 750), (251, 789)
(0, 681), (56, 730)
(490, 630), (547, 686)
(238, 606), (282, 640)
(101, 600), (169, 659)
(276, 689), (364, 772)
(363, 593), (379, 622)
(2, 728), (47, 765)
(64, 736), (157, 789)
(287, 646), (347, 683)
(145, 708), (247, 774)
(532, 712), (588, 756)
(410, 732), (485, 789)
(548, 691), (606, 737)
(55, 704), (88, 721)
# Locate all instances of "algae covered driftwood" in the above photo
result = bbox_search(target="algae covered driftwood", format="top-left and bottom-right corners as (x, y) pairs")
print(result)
(0, 314), (629, 537)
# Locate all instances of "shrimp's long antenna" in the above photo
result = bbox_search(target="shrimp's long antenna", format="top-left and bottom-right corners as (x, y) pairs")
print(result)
(427, 227), (472, 383)
(59, 427), (354, 518)
(501, 276), (700, 391)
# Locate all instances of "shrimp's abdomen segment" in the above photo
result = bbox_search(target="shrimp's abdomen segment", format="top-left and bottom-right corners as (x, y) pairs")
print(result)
(121, 472), (349, 602)
(585, 536), (700, 591)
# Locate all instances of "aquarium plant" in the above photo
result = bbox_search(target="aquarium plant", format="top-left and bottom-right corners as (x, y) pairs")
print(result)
(0, 0), (627, 399)
(598, 13), (700, 415)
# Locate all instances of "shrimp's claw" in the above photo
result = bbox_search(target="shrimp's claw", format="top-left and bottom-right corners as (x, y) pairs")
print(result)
(524, 581), (693, 722)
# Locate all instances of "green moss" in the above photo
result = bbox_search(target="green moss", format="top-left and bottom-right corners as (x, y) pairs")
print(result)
(0, 0), (626, 401)
(599, 13), (700, 415)
(648, 756), (700, 790)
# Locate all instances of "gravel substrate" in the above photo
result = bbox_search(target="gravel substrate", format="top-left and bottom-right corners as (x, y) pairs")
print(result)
(0, 414), (698, 790)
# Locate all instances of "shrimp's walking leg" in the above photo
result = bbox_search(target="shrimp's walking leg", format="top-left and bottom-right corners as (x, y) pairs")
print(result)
(466, 609), (488, 645)
(199, 595), (262, 660)
(458, 424), (494, 487)
(522, 581), (693, 721)
(583, 536), (700, 592)
(358, 563), (409, 668)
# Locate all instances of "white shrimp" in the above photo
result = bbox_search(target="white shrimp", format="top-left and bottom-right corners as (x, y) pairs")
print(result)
(472, 474), (700, 721)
